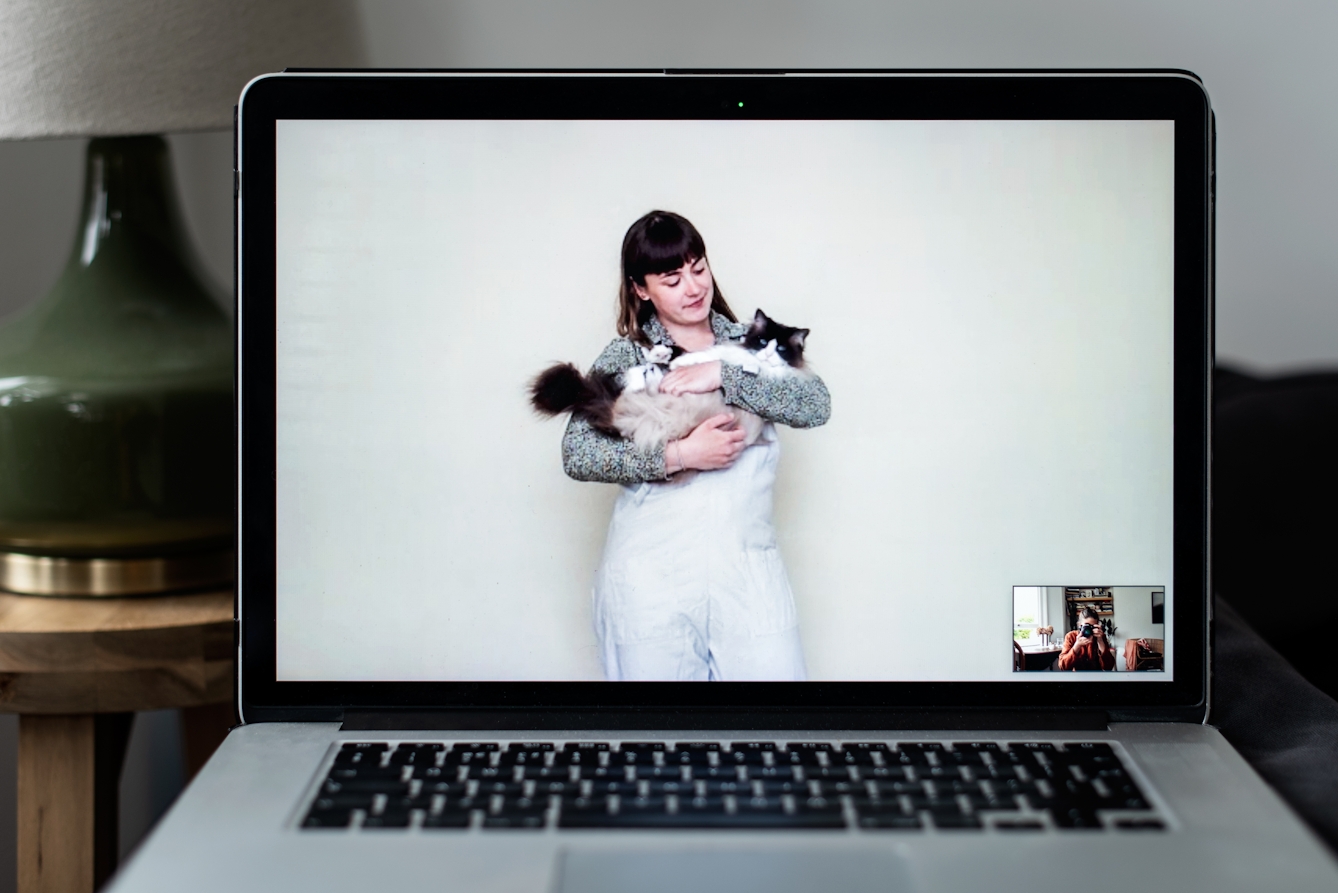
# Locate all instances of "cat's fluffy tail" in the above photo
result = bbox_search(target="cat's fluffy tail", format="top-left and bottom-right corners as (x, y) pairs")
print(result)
(529, 363), (621, 434)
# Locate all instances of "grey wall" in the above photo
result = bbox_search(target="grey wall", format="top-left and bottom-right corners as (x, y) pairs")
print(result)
(3, 1), (1337, 368)
(0, 2), (1335, 889)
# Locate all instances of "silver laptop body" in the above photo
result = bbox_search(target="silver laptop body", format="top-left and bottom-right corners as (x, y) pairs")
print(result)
(110, 70), (1338, 893)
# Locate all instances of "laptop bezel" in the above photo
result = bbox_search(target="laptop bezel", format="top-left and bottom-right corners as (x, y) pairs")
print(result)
(235, 71), (1212, 724)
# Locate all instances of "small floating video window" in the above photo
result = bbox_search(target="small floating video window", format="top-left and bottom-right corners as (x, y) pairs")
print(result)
(1012, 586), (1165, 672)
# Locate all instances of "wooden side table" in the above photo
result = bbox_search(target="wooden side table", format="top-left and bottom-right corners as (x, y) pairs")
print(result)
(0, 590), (234, 893)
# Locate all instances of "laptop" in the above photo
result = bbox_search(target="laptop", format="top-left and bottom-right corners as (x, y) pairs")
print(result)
(110, 71), (1338, 893)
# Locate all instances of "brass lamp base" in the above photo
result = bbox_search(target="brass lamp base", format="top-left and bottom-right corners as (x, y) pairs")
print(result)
(0, 550), (233, 597)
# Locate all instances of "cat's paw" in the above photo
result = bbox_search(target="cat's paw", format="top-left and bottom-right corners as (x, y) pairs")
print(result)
(643, 345), (673, 365)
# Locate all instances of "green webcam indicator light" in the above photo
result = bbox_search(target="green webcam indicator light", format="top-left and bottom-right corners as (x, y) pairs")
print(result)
(738, 101), (744, 108)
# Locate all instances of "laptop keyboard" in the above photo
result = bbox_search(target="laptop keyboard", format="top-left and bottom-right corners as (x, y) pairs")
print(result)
(301, 740), (1163, 832)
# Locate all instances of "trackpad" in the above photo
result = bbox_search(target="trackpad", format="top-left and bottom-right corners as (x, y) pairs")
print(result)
(557, 848), (913, 893)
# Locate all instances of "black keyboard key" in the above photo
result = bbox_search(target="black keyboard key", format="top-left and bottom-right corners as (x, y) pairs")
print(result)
(323, 778), (409, 796)
(887, 745), (933, 765)
(411, 764), (453, 781)
(484, 813), (546, 829)
(463, 763), (511, 781)
(616, 742), (666, 764)
(754, 780), (806, 796)
(779, 743), (830, 766)
(861, 765), (912, 782)
(932, 812), (983, 830)
(587, 780), (637, 797)
(418, 780), (468, 797)
(362, 812), (412, 829)
(303, 809), (353, 828)
(556, 742), (610, 763)
(327, 765), (405, 783)
(837, 743), (888, 765)
(444, 744), (499, 765)
(530, 780), (574, 796)
(421, 811), (471, 829)
(619, 795), (669, 814)
(475, 781), (526, 798)
(695, 779), (749, 796)
(874, 780), (926, 797)
(338, 742), (389, 752)
(387, 750), (435, 767)
(310, 793), (373, 812)
(858, 813), (922, 830)
(499, 746), (553, 767)
(1052, 807), (1103, 829)
(943, 748), (986, 766)
(797, 795), (843, 815)
(692, 765), (746, 783)
(333, 745), (387, 767)
(954, 741), (1002, 754)
(735, 795), (785, 814)
(576, 765), (628, 784)
(853, 797), (906, 813)
(1114, 818), (1165, 831)
(722, 749), (769, 766)
(808, 779), (862, 797)
(667, 743), (719, 765)
(1062, 742), (1115, 758)
(994, 819), (1045, 831)
(645, 780), (693, 796)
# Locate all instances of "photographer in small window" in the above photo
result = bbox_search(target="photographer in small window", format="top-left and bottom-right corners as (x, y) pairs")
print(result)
(1057, 607), (1115, 671)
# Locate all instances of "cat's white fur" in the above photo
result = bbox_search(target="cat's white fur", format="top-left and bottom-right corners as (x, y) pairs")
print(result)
(611, 341), (802, 450)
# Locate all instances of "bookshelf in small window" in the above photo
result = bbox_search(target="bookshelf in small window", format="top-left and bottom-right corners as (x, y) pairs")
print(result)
(1064, 586), (1114, 633)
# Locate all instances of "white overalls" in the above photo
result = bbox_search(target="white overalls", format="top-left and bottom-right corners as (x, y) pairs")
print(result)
(592, 424), (808, 681)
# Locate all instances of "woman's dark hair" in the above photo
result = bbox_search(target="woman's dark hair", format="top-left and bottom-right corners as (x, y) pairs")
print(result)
(1080, 606), (1101, 622)
(617, 210), (737, 344)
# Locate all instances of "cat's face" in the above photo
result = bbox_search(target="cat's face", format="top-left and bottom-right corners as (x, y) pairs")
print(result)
(743, 309), (809, 368)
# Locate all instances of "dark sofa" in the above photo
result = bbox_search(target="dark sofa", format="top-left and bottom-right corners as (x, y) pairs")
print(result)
(1211, 368), (1338, 851)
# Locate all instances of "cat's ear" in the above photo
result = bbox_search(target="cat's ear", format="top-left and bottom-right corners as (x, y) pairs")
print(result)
(752, 308), (770, 330)
(790, 329), (809, 350)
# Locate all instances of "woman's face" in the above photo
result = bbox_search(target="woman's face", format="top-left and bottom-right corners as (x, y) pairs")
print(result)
(634, 257), (714, 329)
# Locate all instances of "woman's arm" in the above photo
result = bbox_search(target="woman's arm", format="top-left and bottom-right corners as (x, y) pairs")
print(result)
(719, 364), (832, 429)
(559, 339), (668, 484)
(1056, 631), (1079, 671)
(562, 415), (667, 484)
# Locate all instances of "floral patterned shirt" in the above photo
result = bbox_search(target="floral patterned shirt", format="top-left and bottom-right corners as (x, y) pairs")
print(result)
(560, 312), (832, 484)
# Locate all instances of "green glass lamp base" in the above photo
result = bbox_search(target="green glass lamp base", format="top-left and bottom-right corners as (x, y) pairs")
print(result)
(0, 137), (233, 596)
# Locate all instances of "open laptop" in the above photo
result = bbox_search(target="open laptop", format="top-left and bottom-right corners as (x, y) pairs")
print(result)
(111, 71), (1338, 892)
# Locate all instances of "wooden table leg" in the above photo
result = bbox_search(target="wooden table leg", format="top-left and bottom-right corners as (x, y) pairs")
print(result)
(17, 713), (133, 893)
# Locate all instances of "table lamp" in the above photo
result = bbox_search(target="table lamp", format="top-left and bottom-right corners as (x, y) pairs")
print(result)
(0, 0), (364, 595)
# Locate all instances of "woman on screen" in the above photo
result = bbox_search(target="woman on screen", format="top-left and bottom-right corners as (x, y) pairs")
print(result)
(559, 210), (830, 681)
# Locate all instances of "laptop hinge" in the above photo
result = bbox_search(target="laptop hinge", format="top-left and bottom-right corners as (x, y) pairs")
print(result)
(340, 710), (1109, 733)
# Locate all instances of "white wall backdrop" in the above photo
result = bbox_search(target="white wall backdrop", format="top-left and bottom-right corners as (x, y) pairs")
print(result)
(273, 118), (1174, 682)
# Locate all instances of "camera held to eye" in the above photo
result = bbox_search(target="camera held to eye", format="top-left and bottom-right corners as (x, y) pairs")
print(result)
(1080, 623), (1095, 638)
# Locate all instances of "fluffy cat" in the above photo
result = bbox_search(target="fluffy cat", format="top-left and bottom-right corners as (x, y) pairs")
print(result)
(530, 309), (810, 450)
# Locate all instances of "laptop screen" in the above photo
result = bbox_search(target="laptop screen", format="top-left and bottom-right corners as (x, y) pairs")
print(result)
(270, 116), (1175, 685)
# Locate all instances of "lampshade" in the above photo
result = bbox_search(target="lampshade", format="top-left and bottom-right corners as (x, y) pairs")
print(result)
(0, 0), (365, 139)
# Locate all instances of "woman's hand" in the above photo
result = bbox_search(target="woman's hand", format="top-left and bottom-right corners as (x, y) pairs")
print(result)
(660, 360), (722, 396)
(674, 413), (746, 471)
